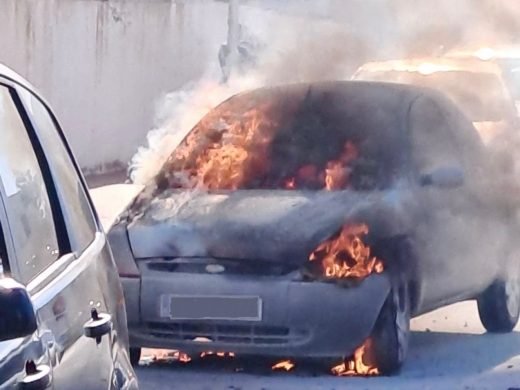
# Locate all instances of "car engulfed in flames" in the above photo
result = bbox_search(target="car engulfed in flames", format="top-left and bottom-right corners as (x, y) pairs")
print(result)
(110, 81), (519, 377)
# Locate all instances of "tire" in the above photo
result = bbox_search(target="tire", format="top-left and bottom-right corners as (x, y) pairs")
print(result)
(477, 275), (520, 333)
(371, 281), (411, 375)
(130, 347), (141, 366)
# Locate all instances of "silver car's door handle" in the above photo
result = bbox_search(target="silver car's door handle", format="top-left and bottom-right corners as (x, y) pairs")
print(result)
(84, 309), (112, 342)
(19, 361), (51, 390)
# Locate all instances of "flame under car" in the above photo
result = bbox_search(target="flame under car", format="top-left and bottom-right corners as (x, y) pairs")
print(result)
(110, 81), (520, 375)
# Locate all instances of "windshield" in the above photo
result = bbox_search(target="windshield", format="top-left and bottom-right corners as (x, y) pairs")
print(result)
(151, 86), (404, 193)
(355, 70), (515, 122)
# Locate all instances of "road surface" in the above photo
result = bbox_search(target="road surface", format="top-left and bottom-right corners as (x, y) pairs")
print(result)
(135, 301), (520, 390)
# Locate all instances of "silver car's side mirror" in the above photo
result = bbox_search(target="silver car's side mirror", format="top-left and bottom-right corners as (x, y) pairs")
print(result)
(419, 166), (465, 189)
(0, 278), (37, 342)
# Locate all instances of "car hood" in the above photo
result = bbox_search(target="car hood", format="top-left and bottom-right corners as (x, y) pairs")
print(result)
(127, 189), (407, 265)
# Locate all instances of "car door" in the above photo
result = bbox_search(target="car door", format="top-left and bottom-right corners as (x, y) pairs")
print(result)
(0, 80), (129, 389)
(409, 94), (494, 308)
(0, 84), (55, 389)
(15, 82), (136, 389)
(0, 205), (52, 389)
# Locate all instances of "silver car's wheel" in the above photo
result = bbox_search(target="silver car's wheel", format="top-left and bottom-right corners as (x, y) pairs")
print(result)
(372, 281), (411, 375)
(478, 272), (520, 333)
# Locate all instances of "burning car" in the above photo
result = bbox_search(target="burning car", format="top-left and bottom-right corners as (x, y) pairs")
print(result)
(352, 58), (519, 145)
(107, 81), (520, 375)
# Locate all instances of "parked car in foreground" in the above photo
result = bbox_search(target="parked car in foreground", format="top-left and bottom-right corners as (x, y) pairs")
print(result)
(352, 57), (519, 145)
(107, 81), (520, 375)
(0, 64), (138, 389)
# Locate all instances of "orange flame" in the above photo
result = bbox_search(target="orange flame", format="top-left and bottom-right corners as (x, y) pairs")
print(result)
(157, 94), (363, 193)
(163, 103), (280, 190)
(272, 360), (295, 371)
(200, 351), (235, 358)
(284, 141), (359, 191)
(331, 339), (379, 376)
(149, 349), (192, 363)
(309, 223), (384, 280)
(175, 351), (192, 363)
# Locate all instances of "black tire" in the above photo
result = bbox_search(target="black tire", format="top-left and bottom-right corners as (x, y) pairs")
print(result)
(130, 347), (141, 366)
(371, 281), (411, 376)
(477, 276), (520, 333)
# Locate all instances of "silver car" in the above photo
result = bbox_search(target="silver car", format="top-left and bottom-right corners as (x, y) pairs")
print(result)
(0, 65), (138, 389)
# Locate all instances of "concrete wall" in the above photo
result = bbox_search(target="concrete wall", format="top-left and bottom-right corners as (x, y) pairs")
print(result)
(0, 0), (229, 172)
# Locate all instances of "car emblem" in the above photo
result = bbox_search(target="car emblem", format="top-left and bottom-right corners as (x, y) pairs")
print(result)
(205, 264), (225, 274)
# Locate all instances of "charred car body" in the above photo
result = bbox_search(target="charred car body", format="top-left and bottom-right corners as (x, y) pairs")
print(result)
(110, 81), (520, 375)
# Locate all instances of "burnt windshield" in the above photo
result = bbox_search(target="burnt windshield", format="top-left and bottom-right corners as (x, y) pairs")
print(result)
(151, 85), (405, 193)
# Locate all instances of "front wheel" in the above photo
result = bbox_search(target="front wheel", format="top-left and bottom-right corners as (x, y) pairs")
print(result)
(477, 273), (520, 333)
(371, 281), (411, 375)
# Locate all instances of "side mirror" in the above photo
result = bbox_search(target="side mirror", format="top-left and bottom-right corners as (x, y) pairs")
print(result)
(419, 166), (465, 189)
(0, 278), (37, 342)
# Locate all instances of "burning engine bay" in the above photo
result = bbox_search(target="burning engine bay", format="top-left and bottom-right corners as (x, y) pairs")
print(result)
(120, 81), (520, 376)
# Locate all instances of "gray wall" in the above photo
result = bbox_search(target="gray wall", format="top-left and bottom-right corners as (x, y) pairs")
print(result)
(1, 0), (229, 172)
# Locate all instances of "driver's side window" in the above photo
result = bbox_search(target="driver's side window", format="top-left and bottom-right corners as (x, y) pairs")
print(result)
(0, 85), (60, 284)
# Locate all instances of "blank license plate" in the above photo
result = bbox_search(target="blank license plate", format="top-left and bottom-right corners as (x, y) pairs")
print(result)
(163, 295), (262, 321)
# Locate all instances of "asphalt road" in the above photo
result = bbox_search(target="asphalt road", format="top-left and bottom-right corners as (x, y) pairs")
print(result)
(135, 301), (520, 390)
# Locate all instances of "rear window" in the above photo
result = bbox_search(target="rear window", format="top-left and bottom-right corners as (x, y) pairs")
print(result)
(355, 70), (515, 122)
(152, 87), (405, 194)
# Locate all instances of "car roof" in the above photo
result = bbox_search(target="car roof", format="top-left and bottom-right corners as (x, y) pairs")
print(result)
(202, 80), (457, 136)
(356, 57), (503, 76)
(0, 63), (54, 112)
(0, 63), (37, 91)
(446, 46), (520, 60)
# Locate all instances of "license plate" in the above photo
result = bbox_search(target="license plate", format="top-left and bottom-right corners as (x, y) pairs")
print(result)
(161, 295), (262, 321)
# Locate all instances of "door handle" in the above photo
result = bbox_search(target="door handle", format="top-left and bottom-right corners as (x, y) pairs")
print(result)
(19, 361), (51, 390)
(84, 308), (112, 342)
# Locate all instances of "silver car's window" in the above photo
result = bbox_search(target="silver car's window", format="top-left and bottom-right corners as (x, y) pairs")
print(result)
(20, 90), (96, 253)
(0, 86), (59, 283)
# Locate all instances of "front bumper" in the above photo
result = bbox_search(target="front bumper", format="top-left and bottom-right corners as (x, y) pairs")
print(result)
(125, 265), (391, 358)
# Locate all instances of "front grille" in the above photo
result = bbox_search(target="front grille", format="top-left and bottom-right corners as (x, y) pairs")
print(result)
(147, 258), (296, 276)
(145, 322), (308, 346)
